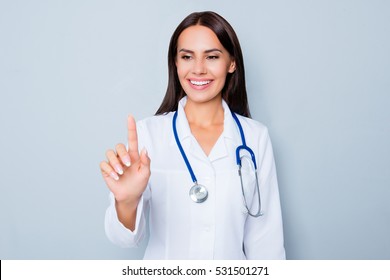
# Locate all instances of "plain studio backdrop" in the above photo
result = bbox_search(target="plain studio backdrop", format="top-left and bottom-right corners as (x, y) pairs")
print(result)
(0, 0), (389, 260)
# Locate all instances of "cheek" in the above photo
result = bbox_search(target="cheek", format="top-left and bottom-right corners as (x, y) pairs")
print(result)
(176, 63), (188, 79)
(176, 66), (184, 77)
(175, 59), (182, 75)
(176, 65), (189, 89)
(209, 63), (230, 79)
(176, 58), (192, 70)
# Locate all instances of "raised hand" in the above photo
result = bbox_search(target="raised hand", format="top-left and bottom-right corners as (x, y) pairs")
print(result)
(100, 115), (151, 208)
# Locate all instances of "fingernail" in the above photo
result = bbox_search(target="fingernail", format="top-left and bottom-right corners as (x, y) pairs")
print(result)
(142, 147), (148, 156)
(110, 172), (119, 181)
(122, 155), (131, 167)
(115, 164), (123, 175)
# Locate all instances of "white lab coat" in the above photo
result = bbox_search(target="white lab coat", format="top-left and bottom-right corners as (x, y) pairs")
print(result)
(105, 97), (285, 259)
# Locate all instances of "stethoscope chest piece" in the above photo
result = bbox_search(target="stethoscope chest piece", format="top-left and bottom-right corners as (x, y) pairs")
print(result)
(189, 184), (208, 203)
(173, 110), (263, 215)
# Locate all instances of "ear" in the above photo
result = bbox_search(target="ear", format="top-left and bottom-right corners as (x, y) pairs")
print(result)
(228, 60), (236, 73)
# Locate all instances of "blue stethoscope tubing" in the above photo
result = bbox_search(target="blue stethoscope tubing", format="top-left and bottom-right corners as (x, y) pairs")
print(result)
(172, 110), (263, 217)
(231, 112), (263, 217)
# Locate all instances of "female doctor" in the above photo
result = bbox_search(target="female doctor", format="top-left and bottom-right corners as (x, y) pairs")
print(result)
(100, 11), (285, 259)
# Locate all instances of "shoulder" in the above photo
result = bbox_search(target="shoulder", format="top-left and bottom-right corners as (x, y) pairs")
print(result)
(235, 114), (270, 138)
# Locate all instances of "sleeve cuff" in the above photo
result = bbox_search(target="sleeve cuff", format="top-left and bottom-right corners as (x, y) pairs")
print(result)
(104, 192), (146, 248)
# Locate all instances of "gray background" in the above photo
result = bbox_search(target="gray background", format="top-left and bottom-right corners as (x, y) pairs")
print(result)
(0, 0), (389, 260)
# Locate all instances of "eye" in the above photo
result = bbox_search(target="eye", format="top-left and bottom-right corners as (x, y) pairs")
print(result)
(207, 55), (219, 60)
(181, 55), (192, 60)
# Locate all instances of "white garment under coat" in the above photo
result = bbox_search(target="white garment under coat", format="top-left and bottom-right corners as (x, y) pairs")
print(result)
(105, 97), (286, 259)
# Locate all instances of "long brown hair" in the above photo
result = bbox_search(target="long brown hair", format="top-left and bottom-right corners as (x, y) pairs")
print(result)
(155, 11), (251, 117)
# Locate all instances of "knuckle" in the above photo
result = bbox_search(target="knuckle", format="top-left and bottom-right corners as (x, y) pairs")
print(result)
(99, 161), (109, 171)
(105, 149), (114, 158)
(116, 143), (126, 153)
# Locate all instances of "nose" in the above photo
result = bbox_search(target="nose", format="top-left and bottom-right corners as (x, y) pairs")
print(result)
(192, 58), (207, 75)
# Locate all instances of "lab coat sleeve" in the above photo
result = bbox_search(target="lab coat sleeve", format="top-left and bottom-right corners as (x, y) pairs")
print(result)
(243, 128), (286, 259)
(104, 119), (151, 248)
(104, 192), (148, 248)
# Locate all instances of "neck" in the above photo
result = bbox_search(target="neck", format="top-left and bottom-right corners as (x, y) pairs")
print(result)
(184, 96), (224, 127)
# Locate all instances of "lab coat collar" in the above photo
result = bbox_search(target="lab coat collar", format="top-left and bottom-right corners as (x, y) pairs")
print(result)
(172, 96), (239, 162)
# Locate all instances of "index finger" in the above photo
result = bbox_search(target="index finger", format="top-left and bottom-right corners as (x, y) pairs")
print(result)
(127, 115), (140, 163)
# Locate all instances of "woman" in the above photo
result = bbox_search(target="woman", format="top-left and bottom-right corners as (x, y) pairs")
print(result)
(100, 11), (285, 259)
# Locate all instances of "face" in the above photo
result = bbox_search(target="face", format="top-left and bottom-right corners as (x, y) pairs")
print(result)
(175, 25), (236, 105)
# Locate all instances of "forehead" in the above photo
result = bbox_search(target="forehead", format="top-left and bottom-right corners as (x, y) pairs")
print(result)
(177, 25), (224, 50)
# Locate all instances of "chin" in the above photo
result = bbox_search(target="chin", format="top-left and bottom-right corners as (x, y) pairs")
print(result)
(185, 91), (221, 104)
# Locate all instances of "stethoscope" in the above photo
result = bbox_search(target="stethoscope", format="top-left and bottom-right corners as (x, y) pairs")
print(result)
(172, 110), (263, 217)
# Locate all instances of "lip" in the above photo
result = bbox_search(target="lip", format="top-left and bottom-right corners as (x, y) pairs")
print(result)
(187, 79), (213, 90)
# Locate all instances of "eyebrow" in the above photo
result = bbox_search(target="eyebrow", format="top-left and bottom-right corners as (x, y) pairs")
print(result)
(178, 48), (223, 54)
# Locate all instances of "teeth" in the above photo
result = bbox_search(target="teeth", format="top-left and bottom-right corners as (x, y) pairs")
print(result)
(190, 80), (211, 86)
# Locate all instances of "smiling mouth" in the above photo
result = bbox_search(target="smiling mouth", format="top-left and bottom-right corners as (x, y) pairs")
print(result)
(190, 80), (211, 86)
